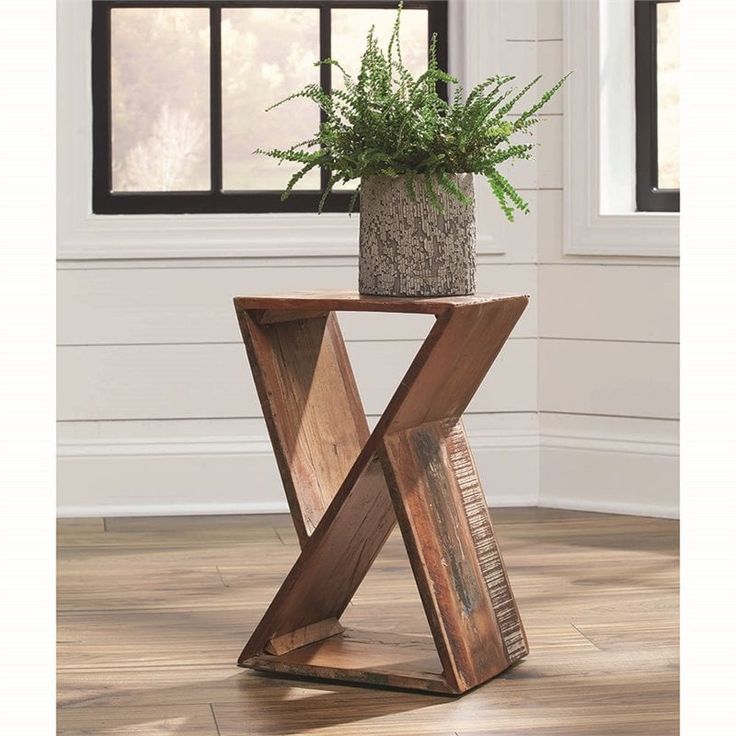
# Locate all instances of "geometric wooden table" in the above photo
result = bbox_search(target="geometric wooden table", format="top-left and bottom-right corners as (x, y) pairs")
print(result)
(233, 291), (529, 695)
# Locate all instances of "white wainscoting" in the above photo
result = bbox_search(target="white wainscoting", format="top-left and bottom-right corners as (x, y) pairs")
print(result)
(539, 264), (679, 342)
(57, 262), (539, 344)
(56, 0), (679, 519)
(531, 0), (679, 517)
(538, 413), (678, 518)
(57, 337), (538, 421)
(539, 340), (679, 419)
(57, 413), (540, 517)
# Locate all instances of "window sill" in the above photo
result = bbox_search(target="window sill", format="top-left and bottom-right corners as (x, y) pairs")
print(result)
(58, 210), (359, 260)
(563, 209), (679, 258)
(57, 0), (504, 262)
(57, 210), (504, 261)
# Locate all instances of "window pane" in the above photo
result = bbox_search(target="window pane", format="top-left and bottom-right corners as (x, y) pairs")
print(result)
(657, 2), (679, 189)
(222, 8), (320, 191)
(110, 9), (210, 192)
(331, 9), (429, 191)
(331, 9), (429, 82)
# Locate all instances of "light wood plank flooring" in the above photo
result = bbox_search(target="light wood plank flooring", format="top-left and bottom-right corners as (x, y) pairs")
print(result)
(58, 508), (679, 735)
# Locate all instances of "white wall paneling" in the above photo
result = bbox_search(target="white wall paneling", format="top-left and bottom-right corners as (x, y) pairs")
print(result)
(58, 439), (540, 517)
(539, 444), (679, 518)
(537, 114), (563, 189)
(533, 1), (679, 517)
(537, 188), (564, 262)
(539, 339), (679, 419)
(57, 263), (539, 345)
(477, 191), (538, 262)
(499, 0), (538, 40)
(56, 0), (679, 518)
(57, 412), (540, 517)
(57, 338), (538, 421)
(538, 412), (678, 518)
(538, 0), (563, 41)
(500, 39), (538, 83)
(539, 264), (679, 342)
(541, 412), (679, 449)
(537, 41), (563, 114)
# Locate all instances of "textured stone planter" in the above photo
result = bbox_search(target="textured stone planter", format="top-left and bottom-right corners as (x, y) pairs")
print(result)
(359, 173), (476, 297)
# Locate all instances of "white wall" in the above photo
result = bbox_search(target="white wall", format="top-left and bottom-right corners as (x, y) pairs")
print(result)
(57, 0), (541, 516)
(536, 0), (679, 518)
(56, 0), (678, 518)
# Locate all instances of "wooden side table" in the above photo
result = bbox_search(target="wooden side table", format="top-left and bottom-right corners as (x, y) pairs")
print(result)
(233, 291), (529, 695)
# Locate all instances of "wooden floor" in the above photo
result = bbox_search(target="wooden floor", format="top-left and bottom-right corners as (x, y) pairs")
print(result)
(57, 508), (679, 735)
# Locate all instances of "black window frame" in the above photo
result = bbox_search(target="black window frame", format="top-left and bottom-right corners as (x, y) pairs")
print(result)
(634, 0), (679, 213)
(91, 0), (449, 214)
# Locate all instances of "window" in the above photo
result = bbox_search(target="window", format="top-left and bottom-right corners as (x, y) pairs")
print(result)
(91, 0), (448, 215)
(563, 0), (678, 257)
(635, 0), (679, 212)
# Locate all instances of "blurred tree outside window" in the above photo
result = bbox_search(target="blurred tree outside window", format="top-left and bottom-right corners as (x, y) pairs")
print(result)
(635, 0), (679, 212)
(95, 2), (440, 213)
(655, 1), (679, 190)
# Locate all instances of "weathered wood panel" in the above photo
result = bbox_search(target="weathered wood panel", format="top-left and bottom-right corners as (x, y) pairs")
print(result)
(237, 311), (368, 544)
(235, 293), (529, 694)
(382, 421), (511, 692)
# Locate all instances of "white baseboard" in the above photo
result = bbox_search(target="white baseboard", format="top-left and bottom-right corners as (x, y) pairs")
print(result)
(57, 425), (679, 519)
(58, 501), (290, 518)
(537, 497), (679, 520)
(538, 433), (679, 519)
(542, 433), (678, 457)
(58, 494), (541, 519)
(56, 430), (539, 517)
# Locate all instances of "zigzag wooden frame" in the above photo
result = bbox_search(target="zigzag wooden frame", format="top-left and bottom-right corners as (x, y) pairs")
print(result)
(234, 291), (529, 695)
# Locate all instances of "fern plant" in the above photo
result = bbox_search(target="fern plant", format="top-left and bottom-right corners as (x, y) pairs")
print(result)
(259, 3), (567, 221)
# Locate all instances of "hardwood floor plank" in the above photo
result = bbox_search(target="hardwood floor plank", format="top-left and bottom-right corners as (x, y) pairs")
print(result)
(57, 508), (679, 733)
(570, 619), (679, 651)
(104, 513), (292, 533)
(58, 703), (219, 735)
(57, 517), (106, 533)
(57, 524), (283, 549)
(211, 671), (677, 735)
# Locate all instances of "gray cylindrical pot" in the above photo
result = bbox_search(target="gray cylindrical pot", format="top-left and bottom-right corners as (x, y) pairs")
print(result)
(358, 173), (476, 297)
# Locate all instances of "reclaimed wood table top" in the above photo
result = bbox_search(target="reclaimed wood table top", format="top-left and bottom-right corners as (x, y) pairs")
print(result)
(233, 290), (529, 316)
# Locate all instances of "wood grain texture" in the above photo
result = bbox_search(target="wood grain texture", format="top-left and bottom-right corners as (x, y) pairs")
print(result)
(237, 310), (368, 545)
(264, 618), (345, 656)
(249, 628), (449, 694)
(57, 509), (679, 735)
(382, 419), (528, 693)
(379, 296), (529, 432)
(234, 292), (530, 695)
(238, 457), (396, 662)
(234, 291), (521, 316)
(382, 422), (508, 692)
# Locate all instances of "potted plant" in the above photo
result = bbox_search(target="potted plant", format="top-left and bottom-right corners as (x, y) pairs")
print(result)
(259, 4), (566, 297)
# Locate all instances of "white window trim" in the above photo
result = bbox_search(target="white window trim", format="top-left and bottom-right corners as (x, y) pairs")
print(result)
(57, 0), (504, 261)
(562, 0), (679, 258)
